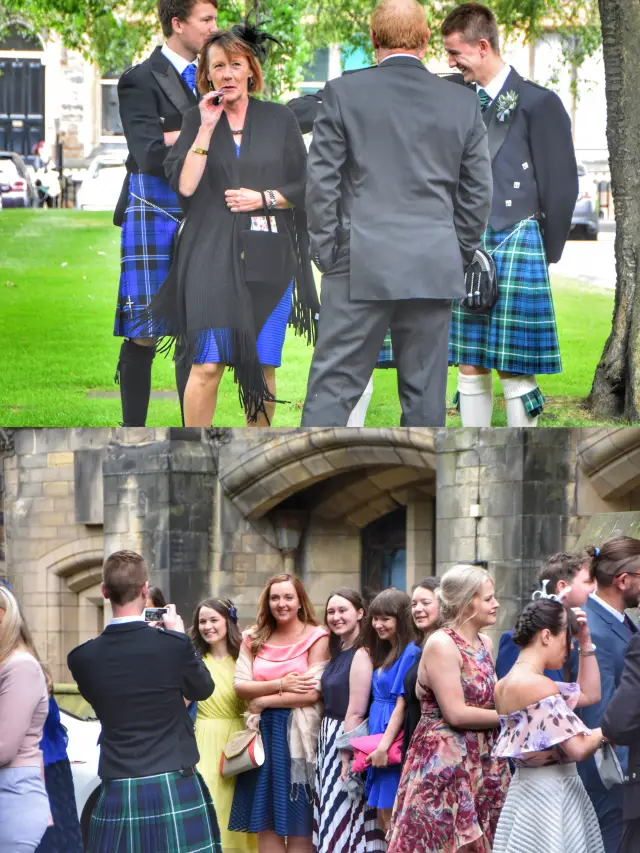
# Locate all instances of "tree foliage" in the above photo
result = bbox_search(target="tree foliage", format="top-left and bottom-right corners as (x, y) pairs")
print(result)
(1, 0), (600, 98)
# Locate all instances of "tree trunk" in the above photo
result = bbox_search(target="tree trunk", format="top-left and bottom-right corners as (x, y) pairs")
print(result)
(588, 0), (640, 421)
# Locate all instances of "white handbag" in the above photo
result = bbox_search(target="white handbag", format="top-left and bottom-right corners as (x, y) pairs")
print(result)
(595, 742), (624, 789)
(219, 727), (265, 778)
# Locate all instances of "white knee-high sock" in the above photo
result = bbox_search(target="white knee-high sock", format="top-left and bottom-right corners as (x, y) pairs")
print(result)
(347, 375), (374, 427)
(457, 372), (493, 427)
(501, 375), (539, 427)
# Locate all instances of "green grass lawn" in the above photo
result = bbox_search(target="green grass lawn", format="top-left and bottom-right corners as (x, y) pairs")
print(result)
(0, 208), (617, 427)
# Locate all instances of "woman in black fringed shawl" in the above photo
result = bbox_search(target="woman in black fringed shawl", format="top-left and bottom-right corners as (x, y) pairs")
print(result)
(143, 24), (319, 425)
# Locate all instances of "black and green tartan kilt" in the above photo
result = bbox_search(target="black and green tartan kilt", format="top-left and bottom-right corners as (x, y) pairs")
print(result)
(88, 770), (221, 853)
(449, 219), (562, 375)
(376, 330), (395, 369)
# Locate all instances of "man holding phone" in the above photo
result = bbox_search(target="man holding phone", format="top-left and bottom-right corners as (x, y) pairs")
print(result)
(68, 550), (220, 853)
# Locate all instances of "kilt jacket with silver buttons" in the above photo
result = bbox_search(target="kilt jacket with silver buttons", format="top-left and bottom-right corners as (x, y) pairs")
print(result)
(603, 632), (640, 822)
(448, 67), (578, 264)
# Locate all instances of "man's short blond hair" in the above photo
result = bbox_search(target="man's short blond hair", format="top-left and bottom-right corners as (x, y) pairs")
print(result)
(371, 0), (430, 51)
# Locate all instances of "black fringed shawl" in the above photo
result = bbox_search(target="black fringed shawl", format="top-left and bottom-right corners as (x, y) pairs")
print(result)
(141, 97), (319, 420)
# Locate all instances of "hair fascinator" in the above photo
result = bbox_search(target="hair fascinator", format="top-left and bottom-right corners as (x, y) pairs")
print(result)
(532, 578), (572, 603)
(231, 21), (282, 62)
(593, 546), (601, 559)
(218, 598), (238, 623)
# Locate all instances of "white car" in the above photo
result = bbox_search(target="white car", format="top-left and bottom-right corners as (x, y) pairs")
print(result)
(76, 154), (128, 212)
(61, 709), (101, 844)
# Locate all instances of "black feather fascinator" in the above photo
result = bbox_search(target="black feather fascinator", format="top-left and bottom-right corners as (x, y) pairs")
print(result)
(231, 20), (282, 63)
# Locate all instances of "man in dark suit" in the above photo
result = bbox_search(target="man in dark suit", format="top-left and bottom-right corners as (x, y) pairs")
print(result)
(603, 628), (640, 853)
(67, 550), (220, 852)
(301, 0), (492, 428)
(570, 538), (640, 853)
(442, 3), (578, 428)
(113, 0), (218, 426)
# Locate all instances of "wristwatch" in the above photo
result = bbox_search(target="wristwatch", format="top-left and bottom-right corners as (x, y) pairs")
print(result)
(579, 644), (597, 656)
(266, 189), (277, 210)
(191, 146), (208, 156)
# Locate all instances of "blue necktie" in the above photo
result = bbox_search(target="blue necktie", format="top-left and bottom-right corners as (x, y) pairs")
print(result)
(182, 64), (197, 93)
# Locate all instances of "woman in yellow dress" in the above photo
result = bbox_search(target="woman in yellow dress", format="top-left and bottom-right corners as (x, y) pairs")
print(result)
(190, 598), (257, 853)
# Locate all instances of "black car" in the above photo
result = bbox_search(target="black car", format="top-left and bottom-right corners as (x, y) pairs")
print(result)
(0, 151), (38, 208)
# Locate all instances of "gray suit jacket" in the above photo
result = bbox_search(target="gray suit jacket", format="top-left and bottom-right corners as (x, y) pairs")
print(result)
(306, 55), (492, 301)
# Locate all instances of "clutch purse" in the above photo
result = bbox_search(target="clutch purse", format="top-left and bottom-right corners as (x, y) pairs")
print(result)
(460, 248), (498, 314)
(219, 727), (265, 778)
(241, 192), (296, 287)
(350, 732), (404, 774)
(595, 742), (624, 789)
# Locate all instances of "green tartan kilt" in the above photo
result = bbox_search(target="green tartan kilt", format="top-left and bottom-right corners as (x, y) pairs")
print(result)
(88, 770), (222, 853)
(449, 218), (562, 376)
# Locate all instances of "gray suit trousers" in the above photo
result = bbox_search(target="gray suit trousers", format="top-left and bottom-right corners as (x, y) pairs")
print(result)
(301, 271), (452, 427)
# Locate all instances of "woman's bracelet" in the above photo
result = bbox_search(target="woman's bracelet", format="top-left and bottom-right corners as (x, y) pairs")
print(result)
(266, 189), (277, 210)
(278, 678), (283, 696)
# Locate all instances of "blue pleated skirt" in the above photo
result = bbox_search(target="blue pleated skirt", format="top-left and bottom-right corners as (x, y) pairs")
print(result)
(229, 708), (313, 837)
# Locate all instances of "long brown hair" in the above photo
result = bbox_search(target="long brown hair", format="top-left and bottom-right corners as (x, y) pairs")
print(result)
(324, 588), (367, 660)
(251, 574), (318, 656)
(362, 588), (417, 670)
(189, 598), (242, 661)
(0, 586), (53, 694)
(586, 537), (640, 586)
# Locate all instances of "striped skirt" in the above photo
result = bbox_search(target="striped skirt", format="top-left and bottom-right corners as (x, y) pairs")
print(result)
(87, 770), (221, 853)
(313, 717), (386, 853)
(449, 219), (562, 376)
(492, 763), (604, 853)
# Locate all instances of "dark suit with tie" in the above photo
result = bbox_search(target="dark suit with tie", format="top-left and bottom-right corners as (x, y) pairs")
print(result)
(570, 596), (637, 853)
(602, 633), (640, 853)
(449, 67), (578, 411)
(301, 56), (492, 427)
(113, 46), (197, 426)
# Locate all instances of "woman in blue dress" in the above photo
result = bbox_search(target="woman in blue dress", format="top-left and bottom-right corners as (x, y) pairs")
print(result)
(360, 589), (420, 836)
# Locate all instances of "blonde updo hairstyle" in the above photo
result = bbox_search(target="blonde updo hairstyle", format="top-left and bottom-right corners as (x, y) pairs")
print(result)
(436, 563), (492, 627)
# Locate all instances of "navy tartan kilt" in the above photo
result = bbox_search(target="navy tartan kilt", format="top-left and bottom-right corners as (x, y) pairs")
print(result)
(449, 219), (562, 375)
(114, 173), (183, 339)
(88, 770), (221, 853)
(376, 330), (395, 369)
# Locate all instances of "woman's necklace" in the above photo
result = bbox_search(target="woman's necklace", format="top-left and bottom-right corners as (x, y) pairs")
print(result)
(230, 128), (243, 134)
(513, 660), (545, 676)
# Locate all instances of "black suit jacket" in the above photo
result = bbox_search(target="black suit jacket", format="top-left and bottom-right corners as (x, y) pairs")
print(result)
(602, 633), (640, 821)
(448, 68), (577, 264)
(114, 46), (198, 226)
(67, 621), (214, 780)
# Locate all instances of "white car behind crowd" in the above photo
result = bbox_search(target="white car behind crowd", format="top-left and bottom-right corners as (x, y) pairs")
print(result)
(76, 154), (127, 212)
(61, 708), (101, 845)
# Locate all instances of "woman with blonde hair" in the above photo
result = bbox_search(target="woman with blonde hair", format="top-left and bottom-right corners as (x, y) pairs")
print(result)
(387, 564), (510, 853)
(229, 574), (329, 853)
(0, 584), (51, 852)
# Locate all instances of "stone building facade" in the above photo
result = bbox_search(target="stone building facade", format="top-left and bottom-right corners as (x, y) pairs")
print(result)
(2, 427), (640, 684)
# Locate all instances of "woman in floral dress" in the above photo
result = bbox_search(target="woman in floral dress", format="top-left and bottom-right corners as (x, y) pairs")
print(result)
(387, 564), (510, 853)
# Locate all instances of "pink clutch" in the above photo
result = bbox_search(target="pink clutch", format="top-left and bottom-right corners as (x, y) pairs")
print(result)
(350, 732), (404, 773)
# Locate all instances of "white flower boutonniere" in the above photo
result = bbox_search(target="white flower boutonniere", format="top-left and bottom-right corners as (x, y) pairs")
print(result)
(496, 90), (519, 123)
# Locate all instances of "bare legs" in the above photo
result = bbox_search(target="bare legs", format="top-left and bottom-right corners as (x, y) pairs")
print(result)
(184, 363), (277, 427)
(257, 832), (312, 853)
(377, 808), (392, 836)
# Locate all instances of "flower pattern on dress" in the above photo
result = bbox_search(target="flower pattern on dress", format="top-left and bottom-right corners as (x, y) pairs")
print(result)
(492, 681), (592, 768)
(386, 629), (510, 853)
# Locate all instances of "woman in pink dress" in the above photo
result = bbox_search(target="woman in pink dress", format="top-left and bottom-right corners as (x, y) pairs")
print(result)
(387, 564), (510, 853)
(230, 573), (329, 853)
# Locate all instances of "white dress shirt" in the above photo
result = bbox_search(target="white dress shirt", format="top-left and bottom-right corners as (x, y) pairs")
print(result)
(379, 53), (423, 64)
(161, 43), (198, 93)
(589, 592), (625, 623)
(477, 63), (512, 102)
(109, 614), (147, 626)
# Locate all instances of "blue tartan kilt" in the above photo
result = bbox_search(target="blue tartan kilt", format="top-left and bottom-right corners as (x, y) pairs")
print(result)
(376, 330), (395, 369)
(88, 770), (221, 853)
(114, 173), (183, 339)
(448, 218), (562, 375)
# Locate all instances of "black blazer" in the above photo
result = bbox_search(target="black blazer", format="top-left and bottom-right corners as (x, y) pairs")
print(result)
(67, 621), (214, 780)
(114, 46), (198, 226)
(602, 633), (640, 821)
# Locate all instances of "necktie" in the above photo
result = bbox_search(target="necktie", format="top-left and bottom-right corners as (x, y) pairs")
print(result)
(181, 64), (197, 93)
(478, 88), (491, 112)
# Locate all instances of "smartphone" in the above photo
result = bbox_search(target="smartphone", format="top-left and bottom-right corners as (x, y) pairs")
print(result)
(143, 607), (168, 622)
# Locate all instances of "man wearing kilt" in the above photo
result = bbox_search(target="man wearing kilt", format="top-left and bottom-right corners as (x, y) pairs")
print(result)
(113, 0), (218, 426)
(442, 3), (578, 427)
(68, 551), (221, 853)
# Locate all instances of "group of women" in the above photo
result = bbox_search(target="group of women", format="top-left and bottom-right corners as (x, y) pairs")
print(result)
(1, 564), (611, 853)
(183, 564), (609, 853)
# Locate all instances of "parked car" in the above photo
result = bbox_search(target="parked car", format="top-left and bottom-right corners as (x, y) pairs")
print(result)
(570, 162), (600, 240)
(0, 151), (38, 208)
(76, 153), (127, 211)
(61, 708), (101, 847)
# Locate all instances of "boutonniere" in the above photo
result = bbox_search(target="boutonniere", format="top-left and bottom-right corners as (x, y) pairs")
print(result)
(496, 90), (519, 122)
